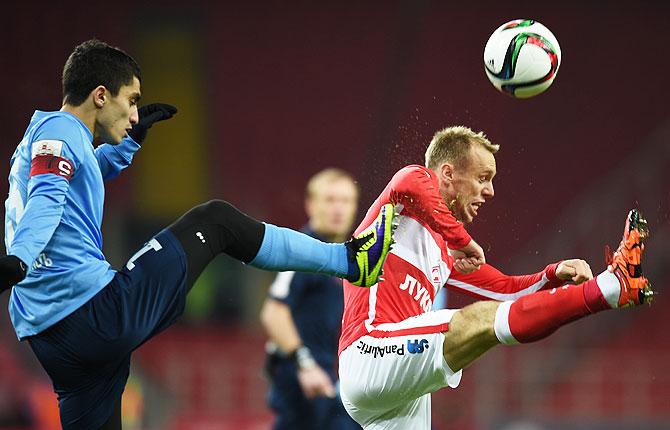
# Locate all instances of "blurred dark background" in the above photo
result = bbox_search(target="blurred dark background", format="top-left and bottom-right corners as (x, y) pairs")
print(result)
(0, 1), (668, 429)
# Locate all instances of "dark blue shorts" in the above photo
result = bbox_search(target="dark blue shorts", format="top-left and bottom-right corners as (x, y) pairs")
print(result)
(28, 229), (188, 430)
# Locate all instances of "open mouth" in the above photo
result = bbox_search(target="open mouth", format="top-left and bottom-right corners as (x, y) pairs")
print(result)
(471, 202), (484, 215)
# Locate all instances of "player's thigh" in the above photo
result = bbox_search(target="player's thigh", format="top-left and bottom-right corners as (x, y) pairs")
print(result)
(441, 300), (500, 370)
(29, 328), (130, 430)
(373, 394), (431, 430)
(111, 229), (189, 349)
(339, 312), (463, 426)
(339, 333), (453, 413)
(343, 392), (432, 430)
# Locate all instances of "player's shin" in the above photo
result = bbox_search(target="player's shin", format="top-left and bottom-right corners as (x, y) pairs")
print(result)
(494, 274), (613, 345)
(252, 202), (397, 286)
(250, 223), (349, 276)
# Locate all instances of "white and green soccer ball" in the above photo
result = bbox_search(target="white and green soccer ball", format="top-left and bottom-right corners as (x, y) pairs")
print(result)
(484, 19), (561, 98)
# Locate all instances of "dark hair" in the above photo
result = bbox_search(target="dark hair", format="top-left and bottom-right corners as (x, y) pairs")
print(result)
(62, 39), (141, 106)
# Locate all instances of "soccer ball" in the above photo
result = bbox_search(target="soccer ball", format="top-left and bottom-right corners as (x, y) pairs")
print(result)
(483, 19), (561, 98)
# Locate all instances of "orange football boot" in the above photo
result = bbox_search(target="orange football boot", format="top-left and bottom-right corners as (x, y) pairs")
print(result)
(607, 209), (654, 308)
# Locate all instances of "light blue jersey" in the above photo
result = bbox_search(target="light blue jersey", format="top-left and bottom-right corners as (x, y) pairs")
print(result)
(5, 110), (140, 339)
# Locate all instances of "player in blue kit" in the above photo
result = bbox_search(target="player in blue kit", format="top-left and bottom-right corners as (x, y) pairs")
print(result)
(0, 39), (397, 430)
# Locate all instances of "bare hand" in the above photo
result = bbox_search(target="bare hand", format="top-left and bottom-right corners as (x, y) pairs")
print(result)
(452, 257), (482, 274)
(556, 259), (594, 284)
(450, 239), (485, 274)
(297, 364), (336, 399)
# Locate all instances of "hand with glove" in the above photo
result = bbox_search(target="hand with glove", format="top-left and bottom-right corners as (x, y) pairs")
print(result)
(128, 103), (178, 144)
(0, 255), (27, 294)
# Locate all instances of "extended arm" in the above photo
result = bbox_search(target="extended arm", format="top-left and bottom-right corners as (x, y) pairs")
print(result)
(446, 262), (563, 301)
(446, 259), (593, 301)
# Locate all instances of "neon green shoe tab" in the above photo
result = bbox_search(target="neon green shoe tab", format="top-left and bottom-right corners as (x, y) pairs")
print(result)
(346, 203), (398, 287)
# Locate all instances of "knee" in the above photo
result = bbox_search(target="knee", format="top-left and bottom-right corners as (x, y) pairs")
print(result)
(190, 199), (237, 223)
(184, 200), (262, 243)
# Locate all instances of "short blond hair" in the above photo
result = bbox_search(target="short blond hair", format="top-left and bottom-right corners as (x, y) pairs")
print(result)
(306, 168), (359, 199)
(424, 126), (499, 170)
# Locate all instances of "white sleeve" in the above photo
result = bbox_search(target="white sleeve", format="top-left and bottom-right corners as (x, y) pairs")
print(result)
(268, 271), (296, 299)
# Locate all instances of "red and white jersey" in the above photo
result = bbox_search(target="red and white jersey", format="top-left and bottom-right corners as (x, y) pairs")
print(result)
(339, 165), (563, 355)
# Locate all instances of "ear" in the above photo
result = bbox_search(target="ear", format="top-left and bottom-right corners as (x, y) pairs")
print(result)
(439, 162), (455, 183)
(92, 85), (107, 109)
(304, 197), (314, 218)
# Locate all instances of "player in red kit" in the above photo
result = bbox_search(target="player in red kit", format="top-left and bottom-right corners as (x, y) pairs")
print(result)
(338, 126), (653, 430)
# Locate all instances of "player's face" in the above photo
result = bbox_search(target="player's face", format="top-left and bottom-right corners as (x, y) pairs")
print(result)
(96, 77), (141, 144)
(445, 144), (496, 224)
(306, 179), (358, 241)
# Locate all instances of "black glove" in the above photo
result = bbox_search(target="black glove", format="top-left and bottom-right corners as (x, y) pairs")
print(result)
(128, 103), (178, 144)
(0, 255), (27, 294)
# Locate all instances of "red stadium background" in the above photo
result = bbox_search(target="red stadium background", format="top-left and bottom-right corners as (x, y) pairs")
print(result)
(1, 1), (668, 429)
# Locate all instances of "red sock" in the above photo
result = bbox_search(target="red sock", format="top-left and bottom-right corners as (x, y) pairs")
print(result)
(495, 278), (612, 344)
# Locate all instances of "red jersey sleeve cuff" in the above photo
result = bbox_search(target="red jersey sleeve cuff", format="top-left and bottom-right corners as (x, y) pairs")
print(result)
(544, 262), (565, 289)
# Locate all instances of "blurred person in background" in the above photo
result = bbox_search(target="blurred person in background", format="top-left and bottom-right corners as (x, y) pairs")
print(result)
(261, 168), (362, 430)
(0, 39), (397, 430)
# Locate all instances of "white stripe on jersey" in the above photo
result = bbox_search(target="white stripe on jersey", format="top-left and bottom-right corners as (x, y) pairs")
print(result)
(389, 215), (451, 295)
(269, 271), (296, 299)
(374, 308), (456, 332)
(446, 274), (549, 301)
(364, 284), (379, 332)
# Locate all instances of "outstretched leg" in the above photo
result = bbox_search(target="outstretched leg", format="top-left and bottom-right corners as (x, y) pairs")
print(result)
(443, 209), (653, 372)
(167, 199), (396, 288)
(442, 300), (499, 371)
(167, 200), (264, 290)
(443, 275), (610, 371)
